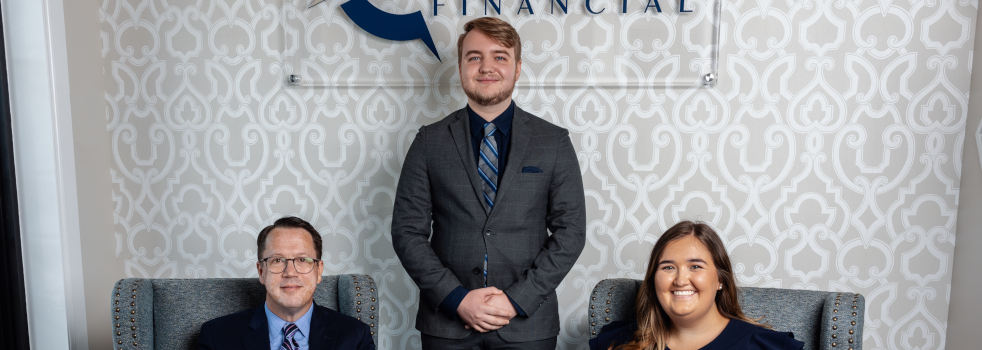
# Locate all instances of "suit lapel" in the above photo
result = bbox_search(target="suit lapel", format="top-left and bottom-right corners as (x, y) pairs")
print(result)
(449, 109), (492, 214)
(489, 107), (530, 218)
(242, 306), (270, 350)
(308, 305), (336, 349)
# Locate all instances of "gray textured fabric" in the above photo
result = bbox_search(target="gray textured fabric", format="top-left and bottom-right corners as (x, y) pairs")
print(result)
(587, 278), (639, 340)
(111, 279), (155, 350)
(152, 278), (268, 349)
(588, 279), (865, 350)
(110, 275), (377, 349)
(338, 274), (380, 345)
(740, 286), (825, 349)
(817, 292), (865, 350)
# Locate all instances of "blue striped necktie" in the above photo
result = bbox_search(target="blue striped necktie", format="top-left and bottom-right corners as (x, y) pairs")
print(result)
(478, 122), (499, 209)
(280, 323), (299, 350)
(477, 122), (498, 288)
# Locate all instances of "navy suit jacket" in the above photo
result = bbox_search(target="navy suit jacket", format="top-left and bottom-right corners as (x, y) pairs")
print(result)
(197, 304), (375, 350)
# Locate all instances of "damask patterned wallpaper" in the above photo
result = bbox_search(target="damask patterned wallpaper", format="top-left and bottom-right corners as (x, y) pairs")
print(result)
(102, 0), (975, 349)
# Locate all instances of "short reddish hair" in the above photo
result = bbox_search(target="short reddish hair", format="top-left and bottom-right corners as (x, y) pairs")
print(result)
(456, 17), (521, 64)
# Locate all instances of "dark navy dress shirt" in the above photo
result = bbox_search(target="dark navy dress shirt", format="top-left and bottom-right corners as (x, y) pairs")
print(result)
(467, 102), (514, 171)
(589, 318), (805, 350)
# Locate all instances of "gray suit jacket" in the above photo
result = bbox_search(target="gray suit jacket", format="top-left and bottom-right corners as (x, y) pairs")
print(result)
(392, 106), (586, 342)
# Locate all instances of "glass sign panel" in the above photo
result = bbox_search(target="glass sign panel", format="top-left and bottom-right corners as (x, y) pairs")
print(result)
(281, 0), (721, 87)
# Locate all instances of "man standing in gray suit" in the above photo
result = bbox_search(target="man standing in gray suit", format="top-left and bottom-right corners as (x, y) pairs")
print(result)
(392, 17), (586, 349)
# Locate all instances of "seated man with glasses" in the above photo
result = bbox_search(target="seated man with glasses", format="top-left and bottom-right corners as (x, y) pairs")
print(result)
(198, 216), (375, 350)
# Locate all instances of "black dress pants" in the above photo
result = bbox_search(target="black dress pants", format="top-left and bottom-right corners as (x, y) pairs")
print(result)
(421, 331), (557, 350)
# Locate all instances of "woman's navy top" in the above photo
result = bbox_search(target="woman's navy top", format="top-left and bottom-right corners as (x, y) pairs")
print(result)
(589, 318), (805, 350)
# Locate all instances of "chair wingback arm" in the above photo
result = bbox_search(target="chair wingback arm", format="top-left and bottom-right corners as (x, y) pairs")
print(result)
(111, 278), (154, 350)
(589, 278), (641, 339)
(819, 292), (865, 350)
(338, 274), (379, 345)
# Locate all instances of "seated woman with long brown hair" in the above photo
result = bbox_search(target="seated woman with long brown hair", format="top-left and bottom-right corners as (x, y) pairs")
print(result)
(590, 221), (804, 350)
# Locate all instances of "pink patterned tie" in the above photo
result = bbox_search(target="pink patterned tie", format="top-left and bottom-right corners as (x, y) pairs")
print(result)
(280, 323), (299, 350)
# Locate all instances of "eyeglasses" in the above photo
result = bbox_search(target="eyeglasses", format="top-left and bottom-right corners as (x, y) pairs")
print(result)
(260, 257), (320, 274)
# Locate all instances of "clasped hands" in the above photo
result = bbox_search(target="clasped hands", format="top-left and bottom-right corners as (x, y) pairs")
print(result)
(456, 287), (518, 332)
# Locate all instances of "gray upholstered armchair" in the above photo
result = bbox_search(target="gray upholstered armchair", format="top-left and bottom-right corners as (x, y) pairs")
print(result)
(110, 275), (378, 349)
(589, 279), (865, 350)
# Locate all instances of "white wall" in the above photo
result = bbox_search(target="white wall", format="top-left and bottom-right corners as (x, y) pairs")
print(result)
(63, 0), (122, 348)
(3, 0), (93, 348)
(945, 1), (982, 347)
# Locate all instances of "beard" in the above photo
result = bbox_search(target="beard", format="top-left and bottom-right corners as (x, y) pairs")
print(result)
(463, 76), (516, 107)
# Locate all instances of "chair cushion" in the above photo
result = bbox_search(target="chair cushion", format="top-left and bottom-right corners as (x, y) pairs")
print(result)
(740, 287), (826, 350)
(151, 276), (340, 349)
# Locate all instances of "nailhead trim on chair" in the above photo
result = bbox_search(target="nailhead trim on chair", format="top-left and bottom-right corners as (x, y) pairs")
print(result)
(828, 292), (862, 349)
(588, 280), (640, 337)
(833, 293), (840, 347)
(347, 275), (379, 344)
(848, 294), (858, 350)
(370, 277), (377, 336)
(112, 279), (145, 349)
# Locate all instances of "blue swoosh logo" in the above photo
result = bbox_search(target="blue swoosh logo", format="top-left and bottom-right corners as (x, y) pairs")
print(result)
(310, 0), (441, 62)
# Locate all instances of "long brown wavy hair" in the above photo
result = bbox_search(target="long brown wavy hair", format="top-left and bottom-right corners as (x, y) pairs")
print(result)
(612, 221), (763, 350)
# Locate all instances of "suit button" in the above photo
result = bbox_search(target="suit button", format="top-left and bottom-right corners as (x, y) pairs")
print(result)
(485, 230), (492, 236)
(472, 267), (481, 275)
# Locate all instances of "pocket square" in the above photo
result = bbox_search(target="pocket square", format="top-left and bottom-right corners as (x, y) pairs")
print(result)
(522, 166), (543, 173)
